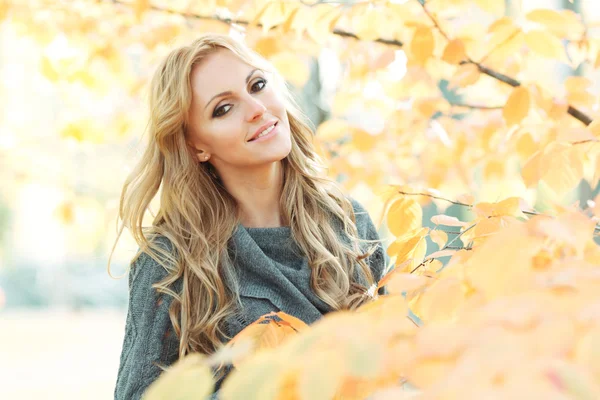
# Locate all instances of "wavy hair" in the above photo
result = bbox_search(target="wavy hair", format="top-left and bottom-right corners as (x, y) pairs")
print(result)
(109, 33), (379, 372)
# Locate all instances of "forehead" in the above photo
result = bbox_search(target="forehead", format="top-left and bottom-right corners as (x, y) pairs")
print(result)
(191, 50), (254, 100)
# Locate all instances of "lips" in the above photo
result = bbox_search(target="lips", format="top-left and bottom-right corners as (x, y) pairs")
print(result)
(248, 121), (277, 142)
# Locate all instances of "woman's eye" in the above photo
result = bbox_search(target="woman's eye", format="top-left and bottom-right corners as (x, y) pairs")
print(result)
(213, 104), (232, 118)
(252, 78), (267, 92)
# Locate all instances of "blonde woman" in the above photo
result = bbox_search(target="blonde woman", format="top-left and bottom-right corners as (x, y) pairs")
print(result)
(113, 33), (387, 400)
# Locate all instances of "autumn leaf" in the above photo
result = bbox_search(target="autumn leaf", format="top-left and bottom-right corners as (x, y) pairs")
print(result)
(473, 197), (524, 218)
(525, 29), (567, 61)
(143, 354), (214, 400)
(503, 86), (531, 127)
(269, 52), (310, 87)
(411, 26), (435, 66)
(133, 0), (150, 21)
(386, 197), (423, 238)
(442, 39), (467, 64)
(429, 229), (448, 249)
(448, 63), (480, 89)
(227, 311), (308, 368)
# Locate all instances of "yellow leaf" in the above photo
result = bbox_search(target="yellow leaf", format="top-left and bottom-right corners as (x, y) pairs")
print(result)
(386, 197), (423, 238)
(410, 26), (435, 66)
(526, 9), (570, 38)
(521, 150), (543, 187)
(386, 228), (428, 267)
(353, 7), (384, 41)
(279, 3), (301, 34)
(472, 0), (504, 16)
(40, 56), (59, 82)
(411, 277), (465, 322)
(357, 294), (409, 319)
(564, 76), (592, 94)
(516, 132), (538, 161)
(483, 157), (505, 180)
(465, 224), (545, 299)
(315, 119), (350, 141)
(351, 129), (378, 152)
(589, 120), (600, 138)
(133, 0), (149, 21)
(525, 29), (567, 60)
(441, 39), (467, 64)
(448, 63), (480, 89)
(429, 229), (448, 249)
(306, 4), (341, 44)
(269, 52), (309, 87)
(53, 201), (75, 225)
(473, 197), (524, 218)
(541, 143), (584, 198)
(503, 86), (531, 127)
(253, 35), (285, 58)
(144, 354), (214, 400)
(386, 273), (430, 295)
(566, 91), (596, 108)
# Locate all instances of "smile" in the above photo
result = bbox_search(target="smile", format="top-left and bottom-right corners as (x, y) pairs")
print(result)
(248, 122), (278, 142)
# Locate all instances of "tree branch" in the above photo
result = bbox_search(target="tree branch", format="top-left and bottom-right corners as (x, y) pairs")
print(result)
(396, 190), (600, 234)
(478, 28), (521, 64)
(414, 0), (593, 126)
(448, 102), (503, 110)
(110, 0), (593, 127)
(410, 223), (475, 274)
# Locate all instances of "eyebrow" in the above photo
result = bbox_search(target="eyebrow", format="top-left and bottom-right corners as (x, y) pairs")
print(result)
(204, 68), (261, 112)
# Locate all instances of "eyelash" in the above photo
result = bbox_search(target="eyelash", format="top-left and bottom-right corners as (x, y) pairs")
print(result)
(212, 78), (268, 118)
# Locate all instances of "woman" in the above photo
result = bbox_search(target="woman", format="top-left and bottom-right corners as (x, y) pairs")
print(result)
(112, 33), (387, 400)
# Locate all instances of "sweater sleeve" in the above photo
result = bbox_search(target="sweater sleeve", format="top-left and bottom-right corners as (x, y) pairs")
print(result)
(350, 198), (389, 296)
(114, 243), (181, 400)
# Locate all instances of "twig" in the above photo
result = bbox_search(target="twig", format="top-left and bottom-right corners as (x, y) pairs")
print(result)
(419, 1), (449, 41)
(448, 102), (503, 110)
(410, 223), (476, 274)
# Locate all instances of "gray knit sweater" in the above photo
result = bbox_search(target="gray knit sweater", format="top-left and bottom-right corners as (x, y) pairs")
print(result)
(114, 199), (387, 399)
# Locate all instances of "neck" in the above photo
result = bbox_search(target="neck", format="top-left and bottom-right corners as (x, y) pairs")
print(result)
(219, 161), (285, 228)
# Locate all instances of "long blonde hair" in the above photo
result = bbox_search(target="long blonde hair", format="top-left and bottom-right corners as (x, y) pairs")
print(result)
(110, 33), (378, 365)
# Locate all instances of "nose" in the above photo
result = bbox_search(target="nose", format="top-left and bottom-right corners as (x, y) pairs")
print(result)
(244, 95), (267, 122)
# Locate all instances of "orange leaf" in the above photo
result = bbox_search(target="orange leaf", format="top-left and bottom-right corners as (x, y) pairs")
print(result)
(411, 26), (435, 65)
(448, 63), (480, 89)
(473, 197), (524, 218)
(441, 39), (466, 64)
(564, 76), (592, 93)
(386, 197), (423, 238)
(227, 311), (308, 367)
(503, 86), (531, 126)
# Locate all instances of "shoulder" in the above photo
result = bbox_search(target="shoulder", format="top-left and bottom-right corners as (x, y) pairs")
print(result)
(130, 233), (177, 287)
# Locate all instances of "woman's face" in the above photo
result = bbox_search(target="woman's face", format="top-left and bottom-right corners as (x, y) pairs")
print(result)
(186, 49), (292, 174)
